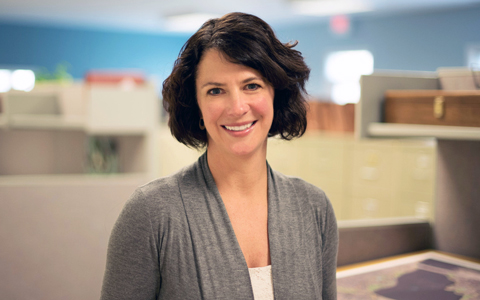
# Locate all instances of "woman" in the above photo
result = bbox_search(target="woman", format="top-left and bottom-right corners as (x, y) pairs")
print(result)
(101, 12), (338, 300)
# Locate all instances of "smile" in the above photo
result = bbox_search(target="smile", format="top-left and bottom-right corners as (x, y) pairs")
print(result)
(223, 121), (256, 132)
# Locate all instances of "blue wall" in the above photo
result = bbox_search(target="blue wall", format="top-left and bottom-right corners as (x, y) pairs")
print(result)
(0, 24), (189, 84)
(276, 5), (480, 97)
(1, 5), (479, 98)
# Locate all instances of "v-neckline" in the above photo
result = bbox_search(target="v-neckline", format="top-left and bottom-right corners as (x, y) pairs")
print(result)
(200, 152), (273, 271)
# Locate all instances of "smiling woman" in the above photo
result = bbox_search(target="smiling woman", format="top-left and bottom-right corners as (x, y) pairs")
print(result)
(195, 49), (275, 159)
(101, 12), (338, 300)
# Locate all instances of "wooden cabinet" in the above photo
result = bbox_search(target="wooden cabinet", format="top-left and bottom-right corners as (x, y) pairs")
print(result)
(384, 90), (480, 127)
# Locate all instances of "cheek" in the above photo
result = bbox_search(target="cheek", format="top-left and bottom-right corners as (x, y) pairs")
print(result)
(256, 95), (274, 121)
(199, 101), (223, 125)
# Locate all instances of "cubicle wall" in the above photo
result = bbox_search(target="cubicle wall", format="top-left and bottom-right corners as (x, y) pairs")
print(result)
(0, 176), (146, 300)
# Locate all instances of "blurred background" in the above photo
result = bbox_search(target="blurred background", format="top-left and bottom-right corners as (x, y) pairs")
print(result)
(1, 0), (480, 299)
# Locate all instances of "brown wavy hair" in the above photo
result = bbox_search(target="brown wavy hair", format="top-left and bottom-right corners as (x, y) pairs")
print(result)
(162, 12), (310, 149)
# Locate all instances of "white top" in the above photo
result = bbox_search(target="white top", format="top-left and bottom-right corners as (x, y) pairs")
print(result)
(248, 265), (274, 300)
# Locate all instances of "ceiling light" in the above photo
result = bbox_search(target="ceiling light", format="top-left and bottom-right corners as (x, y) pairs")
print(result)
(11, 70), (36, 92)
(325, 50), (374, 83)
(292, 0), (372, 16)
(165, 13), (219, 33)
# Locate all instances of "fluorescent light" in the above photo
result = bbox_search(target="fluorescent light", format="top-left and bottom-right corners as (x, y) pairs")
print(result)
(324, 50), (374, 104)
(325, 50), (374, 83)
(12, 70), (35, 92)
(0, 70), (12, 93)
(165, 13), (218, 32)
(293, 0), (372, 16)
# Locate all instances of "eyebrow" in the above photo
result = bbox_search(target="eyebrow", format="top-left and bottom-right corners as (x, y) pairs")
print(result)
(200, 76), (263, 89)
(242, 77), (262, 84)
(200, 82), (225, 89)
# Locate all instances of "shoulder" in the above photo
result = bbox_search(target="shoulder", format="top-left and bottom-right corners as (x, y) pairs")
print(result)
(122, 161), (200, 222)
(271, 169), (329, 207)
(271, 169), (337, 233)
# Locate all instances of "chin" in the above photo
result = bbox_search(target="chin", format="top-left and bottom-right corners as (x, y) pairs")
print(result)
(228, 142), (266, 158)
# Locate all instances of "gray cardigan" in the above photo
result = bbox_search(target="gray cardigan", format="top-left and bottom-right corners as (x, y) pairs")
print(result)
(101, 153), (338, 299)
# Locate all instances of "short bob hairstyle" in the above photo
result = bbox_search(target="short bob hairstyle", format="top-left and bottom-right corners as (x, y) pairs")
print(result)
(162, 12), (310, 149)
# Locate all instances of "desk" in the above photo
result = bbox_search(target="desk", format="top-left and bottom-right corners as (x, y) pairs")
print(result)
(337, 251), (480, 299)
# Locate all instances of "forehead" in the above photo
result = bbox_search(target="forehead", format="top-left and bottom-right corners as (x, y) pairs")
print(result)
(196, 49), (263, 84)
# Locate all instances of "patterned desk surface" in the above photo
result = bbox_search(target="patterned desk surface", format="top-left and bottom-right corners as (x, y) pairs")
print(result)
(336, 250), (480, 300)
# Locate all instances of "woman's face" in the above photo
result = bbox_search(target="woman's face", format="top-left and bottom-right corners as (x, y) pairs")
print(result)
(196, 49), (274, 158)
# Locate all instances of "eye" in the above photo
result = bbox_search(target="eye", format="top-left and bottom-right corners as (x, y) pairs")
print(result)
(245, 83), (260, 90)
(208, 88), (222, 95)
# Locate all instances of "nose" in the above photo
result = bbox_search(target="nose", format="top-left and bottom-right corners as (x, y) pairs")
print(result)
(227, 90), (249, 116)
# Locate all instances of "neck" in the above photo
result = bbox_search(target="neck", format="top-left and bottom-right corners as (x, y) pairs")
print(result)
(207, 143), (268, 202)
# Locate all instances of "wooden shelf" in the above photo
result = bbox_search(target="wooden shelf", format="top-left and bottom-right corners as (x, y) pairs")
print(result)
(355, 71), (439, 140)
(1, 115), (152, 135)
(368, 123), (480, 140)
(7, 115), (86, 130)
(85, 127), (149, 136)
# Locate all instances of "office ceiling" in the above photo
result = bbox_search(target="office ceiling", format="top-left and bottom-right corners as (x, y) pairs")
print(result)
(0, 0), (479, 33)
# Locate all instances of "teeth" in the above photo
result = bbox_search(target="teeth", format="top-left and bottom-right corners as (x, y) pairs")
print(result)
(224, 122), (254, 131)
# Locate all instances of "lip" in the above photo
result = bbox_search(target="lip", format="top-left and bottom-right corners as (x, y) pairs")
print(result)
(222, 120), (256, 127)
(221, 120), (257, 136)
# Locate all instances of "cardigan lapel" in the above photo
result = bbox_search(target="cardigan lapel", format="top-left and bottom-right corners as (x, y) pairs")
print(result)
(268, 168), (320, 299)
(178, 153), (254, 299)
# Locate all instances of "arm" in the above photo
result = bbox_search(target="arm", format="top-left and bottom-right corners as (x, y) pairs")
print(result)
(101, 190), (161, 300)
(321, 198), (338, 300)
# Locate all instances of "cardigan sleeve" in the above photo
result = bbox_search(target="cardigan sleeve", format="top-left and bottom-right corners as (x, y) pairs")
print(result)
(100, 189), (161, 300)
(321, 197), (338, 300)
